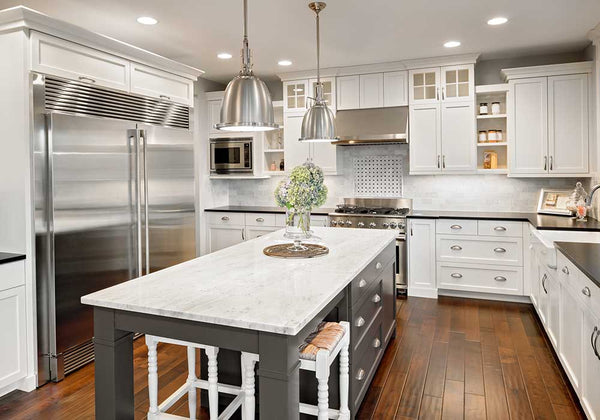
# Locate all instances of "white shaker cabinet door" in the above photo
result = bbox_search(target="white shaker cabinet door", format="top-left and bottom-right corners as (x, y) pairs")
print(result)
(0, 286), (27, 390)
(383, 71), (408, 107)
(130, 63), (194, 106)
(440, 101), (476, 172)
(283, 113), (311, 171)
(208, 225), (245, 252)
(509, 77), (548, 174)
(336, 75), (360, 110)
(409, 103), (441, 173)
(246, 226), (279, 240)
(208, 100), (222, 135)
(407, 219), (437, 298)
(359, 73), (384, 109)
(548, 73), (589, 174)
(559, 285), (583, 392)
(545, 273), (560, 349)
(581, 310), (600, 420)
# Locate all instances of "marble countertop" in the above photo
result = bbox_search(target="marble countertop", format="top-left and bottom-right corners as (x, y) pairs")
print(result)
(555, 242), (600, 289)
(0, 253), (25, 265)
(204, 205), (335, 216)
(81, 227), (397, 335)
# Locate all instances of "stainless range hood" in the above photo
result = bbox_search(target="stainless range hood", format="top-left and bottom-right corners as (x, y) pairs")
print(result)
(333, 106), (408, 145)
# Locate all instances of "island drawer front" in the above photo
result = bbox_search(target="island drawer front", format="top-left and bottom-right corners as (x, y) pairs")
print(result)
(351, 243), (394, 306)
(437, 263), (523, 295)
(352, 315), (383, 408)
(0, 260), (25, 291)
(207, 212), (245, 225)
(478, 220), (523, 237)
(245, 213), (277, 226)
(578, 270), (600, 317)
(436, 219), (478, 236)
(436, 235), (523, 267)
(352, 280), (383, 351)
(557, 252), (583, 293)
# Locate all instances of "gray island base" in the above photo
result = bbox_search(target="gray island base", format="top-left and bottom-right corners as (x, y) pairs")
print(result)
(82, 227), (397, 419)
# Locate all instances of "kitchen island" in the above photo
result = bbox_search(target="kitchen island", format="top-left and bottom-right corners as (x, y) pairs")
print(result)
(81, 227), (397, 419)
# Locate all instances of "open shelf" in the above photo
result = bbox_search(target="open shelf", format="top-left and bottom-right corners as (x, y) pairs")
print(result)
(477, 142), (507, 147)
(477, 114), (507, 120)
(477, 167), (508, 174)
(264, 149), (284, 153)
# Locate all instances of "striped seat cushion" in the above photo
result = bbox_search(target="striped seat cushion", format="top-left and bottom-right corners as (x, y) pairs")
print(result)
(299, 322), (345, 361)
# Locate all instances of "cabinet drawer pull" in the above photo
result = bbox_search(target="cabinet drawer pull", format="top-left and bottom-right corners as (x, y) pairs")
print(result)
(450, 245), (462, 251)
(356, 368), (366, 381)
(372, 294), (381, 304)
(221, 216), (230, 221)
(256, 217), (264, 222)
(582, 286), (592, 297)
(78, 76), (96, 83)
(494, 276), (507, 282)
(542, 274), (548, 294)
(562, 266), (570, 275)
(355, 317), (365, 328)
(375, 262), (383, 270)
(450, 273), (463, 279)
(494, 247), (507, 253)
(358, 278), (367, 288)
(450, 225), (462, 230)
(372, 338), (381, 348)
(159, 94), (171, 100)
(494, 226), (507, 231)
(591, 327), (600, 360)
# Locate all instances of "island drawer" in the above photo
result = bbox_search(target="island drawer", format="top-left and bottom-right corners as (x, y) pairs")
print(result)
(578, 269), (600, 317)
(351, 243), (394, 306)
(436, 219), (478, 236)
(437, 262), (523, 295)
(436, 235), (523, 267)
(245, 212), (276, 226)
(478, 220), (523, 237)
(352, 280), (383, 351)
(207, 212), (244, 225)
(352, 315), (383, 408)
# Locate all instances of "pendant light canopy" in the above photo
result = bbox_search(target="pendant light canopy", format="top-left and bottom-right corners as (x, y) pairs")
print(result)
(216, 0), (278, 132)
(299, 2), (337, 142)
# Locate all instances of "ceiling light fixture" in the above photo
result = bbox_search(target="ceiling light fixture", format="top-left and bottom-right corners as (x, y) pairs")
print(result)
(278, 60), (293, 66)
(487, 17), (508, 25)
(217, 52), (233, 59)
(216, 0), (278, 132)
(300, 2), (337, 143)
(444, 40), (461, 48)
(137, 16), (158, 25)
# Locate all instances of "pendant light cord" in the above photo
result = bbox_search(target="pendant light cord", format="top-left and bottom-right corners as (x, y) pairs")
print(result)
(241, 0), (252, 75)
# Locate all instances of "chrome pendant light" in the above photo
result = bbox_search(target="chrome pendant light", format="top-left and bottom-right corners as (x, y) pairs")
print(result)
(299, 2), (337, 142)
(216, 0), (278, 132)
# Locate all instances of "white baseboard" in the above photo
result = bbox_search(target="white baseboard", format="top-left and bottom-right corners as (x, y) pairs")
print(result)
(438, 288), (532, 304)
(407, 286), (438, 299)
(18, 374), (37, 392)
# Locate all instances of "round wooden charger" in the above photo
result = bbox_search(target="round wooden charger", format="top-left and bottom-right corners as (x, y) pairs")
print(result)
(263, 243), (329, 259)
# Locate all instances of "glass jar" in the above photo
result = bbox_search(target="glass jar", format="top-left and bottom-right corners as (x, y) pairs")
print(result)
(491, 102), (501, 115)
(479, 103), (488, 115)
(495, 130), (503, 142)
(478, 130), (488, 143)
(488, 130), (498, 142)
(284, 208), (312, 250)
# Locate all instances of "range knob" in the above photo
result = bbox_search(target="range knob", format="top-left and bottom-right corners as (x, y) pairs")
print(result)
(330, 220), (337, 227)
(338, 220), (345, 227)
(382, 222), (390, 228)
(346, 220), (353, 227)
(389, 222), (397, 229)
(369, 222), (377, 229)
(357, 221), (365, 228)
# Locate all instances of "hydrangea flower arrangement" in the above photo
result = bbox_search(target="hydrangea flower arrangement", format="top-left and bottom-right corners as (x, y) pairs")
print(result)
(274, 161), (328, 211)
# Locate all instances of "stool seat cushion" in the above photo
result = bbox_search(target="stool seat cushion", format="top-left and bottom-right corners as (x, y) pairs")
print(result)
(299, 322), (345, 361)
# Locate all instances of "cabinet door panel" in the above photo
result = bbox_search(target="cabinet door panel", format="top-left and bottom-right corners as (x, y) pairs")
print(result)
(548, 74), (589, 174)
(509, 77), (548, 174)
(208, 100), (222, 135)
(407, 219), (436, 297)
(359, 73), (384, 109)
(546, 273), (560, 349)
(337, 76), (360, 110)
(441, 65), (474, 102)
(582, 311), (600, 420)
(309, 77), (336, 109)
(441, 101), (476, 172)
(409, 68), (440, 105)
(0, 286), (27, 389)
(130, 63), (193, 106)
(559, 285), (583, 391)
(409, 103), (441, 173)
(310, 142), (337, 174)
(383, 71), (408, 107)
(246, 226), (279, 240)
(283, 113), (311, 171)
(284, 80), (309, 112)
(208, 226), (245, 252)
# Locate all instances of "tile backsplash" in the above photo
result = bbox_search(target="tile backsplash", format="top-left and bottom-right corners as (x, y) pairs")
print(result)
(226, 145), (590, 212)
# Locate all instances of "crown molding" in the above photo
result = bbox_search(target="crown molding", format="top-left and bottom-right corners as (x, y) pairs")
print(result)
(588, 22), (600, 43)
(501, 61), (593, 81)
(0, 6), (204, 79)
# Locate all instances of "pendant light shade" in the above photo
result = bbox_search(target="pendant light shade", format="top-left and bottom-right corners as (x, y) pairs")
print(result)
(300, 2), (337, 142)
(216, 0), (278, 132)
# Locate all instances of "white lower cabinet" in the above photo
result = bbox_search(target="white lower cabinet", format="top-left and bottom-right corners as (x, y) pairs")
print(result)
(208, 225), (245, 252)
(582, 310), (600, 419)
(545, 272), (560, 349)
(246, 226), (279, 240)
(407, 219), (437, 298)
(559, 284), (583, 391)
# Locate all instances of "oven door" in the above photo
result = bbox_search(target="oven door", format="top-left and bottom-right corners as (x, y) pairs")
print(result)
(210, 140), (252, 173)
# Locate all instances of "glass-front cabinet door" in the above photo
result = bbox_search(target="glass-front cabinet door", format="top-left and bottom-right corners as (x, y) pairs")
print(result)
(308, 77), (336, 110)
(284, 80), (309, 112)
(441, 65), (474, 102)
(409, 68), (440, 104)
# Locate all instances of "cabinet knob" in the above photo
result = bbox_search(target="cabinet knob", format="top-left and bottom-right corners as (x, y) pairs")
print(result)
(582, 287), (592, 297)
(372, 338), (381, 349)
(494, 247), (507, 253)
(376, 262), (382, 270)
(450, 245), (462, 251)
(356, 368), (366, 381)
(355, 317), (365, 328)
(451, 273), (463, 279)
(256, 217), (264, 222)
(562, 266), (570, 275)
(358, 278), (367, 288)
(221, 216), (230, 221)
(450, 225), (462, 230)
(372, 294), (381, 304)
(494, 226), (507, 232)
(494, 276), (507, 282)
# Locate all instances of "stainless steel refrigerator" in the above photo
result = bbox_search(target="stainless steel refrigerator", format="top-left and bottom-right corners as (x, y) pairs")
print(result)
(34, 75), (197, 384)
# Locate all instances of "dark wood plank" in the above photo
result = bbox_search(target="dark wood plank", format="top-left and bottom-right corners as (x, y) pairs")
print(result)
(552, 403), (585, 420)
(464, 340), (484, 395)
(423, 341), (449, 398)
(445, 332), (465, 382)
(464, 301), (480, 342)
(464, 393), (486, 420)
(441, 379), (464, 420)
(481, 339), (510, 420)
(498, 346), (533, 419)
(450, 299), (466, 334)
(418, 395), (442, 420)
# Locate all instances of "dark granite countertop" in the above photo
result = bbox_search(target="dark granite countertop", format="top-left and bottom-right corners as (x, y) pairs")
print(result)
(0, 253), (25, 265)
(204, 205), (335, 216)
(555, 242), (600, 289)
(407, 210), (600, 232)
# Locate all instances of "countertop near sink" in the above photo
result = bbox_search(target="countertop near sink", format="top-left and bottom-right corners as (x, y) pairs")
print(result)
(0, 253), (25, 265)
(555, 242), (600, 289)
(204, 205), (335, 216)
(407, 210), (600, 232)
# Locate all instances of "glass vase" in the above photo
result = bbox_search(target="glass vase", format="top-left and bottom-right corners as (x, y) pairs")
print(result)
(284, 208), (311, 251)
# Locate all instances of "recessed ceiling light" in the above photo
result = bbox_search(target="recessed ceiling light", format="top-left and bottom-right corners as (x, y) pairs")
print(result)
(444, 41), (461, 48)
(487, 17), (508, 26)
(278, 60), (293, 66)
(137, 16), (158, 25)
(217, 52), (233, 60)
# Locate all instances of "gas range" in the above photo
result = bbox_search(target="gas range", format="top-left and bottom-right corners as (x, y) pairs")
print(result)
(328, 198), (412, 237)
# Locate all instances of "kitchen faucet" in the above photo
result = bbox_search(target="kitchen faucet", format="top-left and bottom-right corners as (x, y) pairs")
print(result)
(586, 184), (600, 207)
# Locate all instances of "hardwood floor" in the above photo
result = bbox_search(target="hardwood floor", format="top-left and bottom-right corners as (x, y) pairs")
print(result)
(0, 296), (584, 419)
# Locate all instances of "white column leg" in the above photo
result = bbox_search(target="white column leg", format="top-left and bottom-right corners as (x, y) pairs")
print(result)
(206, 347), (220, 420)
(146, 336), (159, 419)
(241, 353), (257, 420)
(187, 347), (197, 419)
(338, 332), (350, 420)
(316, 350), (330, 420)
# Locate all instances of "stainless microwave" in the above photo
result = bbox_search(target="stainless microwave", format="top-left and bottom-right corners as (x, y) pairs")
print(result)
(210, 137), (253, 174)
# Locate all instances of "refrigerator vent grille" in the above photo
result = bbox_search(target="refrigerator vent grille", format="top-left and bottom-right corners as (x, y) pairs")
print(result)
(44, 77), (190, 129)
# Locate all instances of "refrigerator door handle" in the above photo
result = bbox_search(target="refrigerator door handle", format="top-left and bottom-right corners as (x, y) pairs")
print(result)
(141, 129), (150, 275)
(131, 130), (143, 278)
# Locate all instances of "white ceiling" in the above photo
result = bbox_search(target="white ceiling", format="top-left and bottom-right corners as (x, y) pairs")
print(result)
(3, 0), (600, 83)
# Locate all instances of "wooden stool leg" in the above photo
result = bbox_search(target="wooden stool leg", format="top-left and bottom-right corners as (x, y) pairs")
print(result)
(241, 353), (257, 420)
(316, 350), (330, 420)
(338, 333), (351, 419)
(206, 347), (220, 420)
(187, 347), (197, 419)
(146, 336), (159, 418)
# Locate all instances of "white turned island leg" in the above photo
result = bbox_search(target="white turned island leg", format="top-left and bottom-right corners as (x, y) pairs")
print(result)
(206, 347), (219, 420)
(187, 347), (197, 419)
(146, 336), (159, 419)
(316, 350), (330, 420)
(241, 352), (257, 420)
(338, 328), (351, 419)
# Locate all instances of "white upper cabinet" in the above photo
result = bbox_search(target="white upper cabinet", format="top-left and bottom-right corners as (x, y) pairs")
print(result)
(308, 77), (336, 109)
(283, 112), (311, 170)
(441, 102), (476, 172)
(284, 80), (309, 112)
(359, 73), (384, 108)
(336, 75), (360, 110)
(441, 65), (474, 102)
(31, 31), (130, 91)
(409, 68), (440, 104)
(548, 73), (589, 174)
(208, 99), (222, 135)
(383, 71), (408, 107)
(130, 63), (194, 106)
(409, 103), (441, 173)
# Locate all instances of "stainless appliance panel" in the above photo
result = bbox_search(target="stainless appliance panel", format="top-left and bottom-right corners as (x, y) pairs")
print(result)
(396, 237), (407, 292)
(209, 137), (253, 173)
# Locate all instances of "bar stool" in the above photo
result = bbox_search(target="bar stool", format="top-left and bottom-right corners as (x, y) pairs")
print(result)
(145, 335), (245, 420)
(240, 321), (351, 420)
